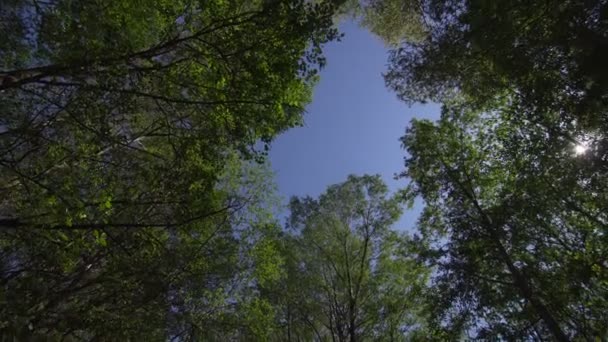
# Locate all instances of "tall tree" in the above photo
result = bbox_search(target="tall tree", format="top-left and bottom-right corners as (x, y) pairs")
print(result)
(266, 175), (429, 341)
(401, 104), (608, 340)
(359, 0), (608, 339)
(0, 0), (338, 232)
(0, 0), (340, 338)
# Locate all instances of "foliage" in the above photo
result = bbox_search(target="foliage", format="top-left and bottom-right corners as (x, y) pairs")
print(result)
(401, 104), (608, 340)
(4, 0), (606, 340)
(365, 0), (608, 339)
(0, 0), (339, 338)
(360, 0), (427, 45)
(384, 0), (608, 129)
(265, 175), (429, 341)
(335, 0), (427, 45)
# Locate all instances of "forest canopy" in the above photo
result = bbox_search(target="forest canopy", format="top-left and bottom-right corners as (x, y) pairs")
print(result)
(1, 0), (607, 340)
(1, 0), (339, 339)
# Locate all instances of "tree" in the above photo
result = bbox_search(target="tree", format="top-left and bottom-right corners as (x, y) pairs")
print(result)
(0, 152), (289, 340)
(401, 103), (608, 340)
(380, 0), (608, 198)
(374, 0), (608, 202)
(359, 1), (608, 338)
(0, 0), (340, 338)
(383, 0), (608, 129)
(0, 0), (338, 233)
(266, 175), (429, 341)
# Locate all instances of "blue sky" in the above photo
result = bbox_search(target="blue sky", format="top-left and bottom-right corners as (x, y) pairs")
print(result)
(270, 21), (440, 231)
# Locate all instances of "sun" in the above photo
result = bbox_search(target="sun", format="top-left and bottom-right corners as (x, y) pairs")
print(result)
(574, 144), (587, 155)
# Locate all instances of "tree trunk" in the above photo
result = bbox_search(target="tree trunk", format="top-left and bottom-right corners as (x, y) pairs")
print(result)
(492, 233), (570, 342)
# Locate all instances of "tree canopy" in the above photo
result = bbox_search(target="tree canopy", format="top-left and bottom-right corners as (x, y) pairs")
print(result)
(376, 0), (608, 340)
(385, 0), (608, 126)
(402, 105), (607, 340)
(0, 0), (340, 339)
(267, 175), (429, 341)
(2, 0), (607, 340)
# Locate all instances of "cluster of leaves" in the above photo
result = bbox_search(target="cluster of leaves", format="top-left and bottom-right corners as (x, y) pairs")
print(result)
(0, 0), (341, 339)
(333, 0), (427, 45)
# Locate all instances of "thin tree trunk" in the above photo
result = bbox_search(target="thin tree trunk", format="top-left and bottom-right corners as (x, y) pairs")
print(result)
(443, 161), (571, 342)
(492, 237), (569, 342)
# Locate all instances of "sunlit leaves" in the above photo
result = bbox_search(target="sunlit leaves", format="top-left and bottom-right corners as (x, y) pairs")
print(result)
(0, 0), (339, 338)
(267, 175), (429, 341)
(402, 103), (608, 339)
